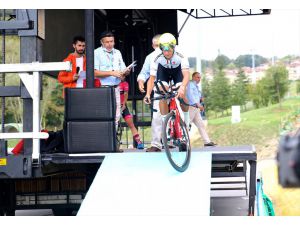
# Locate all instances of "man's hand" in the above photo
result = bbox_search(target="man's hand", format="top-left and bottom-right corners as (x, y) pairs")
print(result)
(73, 73), (79, 81)
(195, 103), (204, 111)
(138, 80), (145, 93)
(111, 70), (124, 79)
(121, 67), (131, 77)
(143, 95), (151, 105)
(176, 85), (186, 99)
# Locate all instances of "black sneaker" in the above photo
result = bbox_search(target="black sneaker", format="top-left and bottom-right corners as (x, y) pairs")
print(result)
(204, 142), (217, 147)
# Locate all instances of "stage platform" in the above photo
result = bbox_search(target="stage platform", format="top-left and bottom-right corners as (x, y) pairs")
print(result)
(41, 145), (256, 216)
(77, 152), (212, 216)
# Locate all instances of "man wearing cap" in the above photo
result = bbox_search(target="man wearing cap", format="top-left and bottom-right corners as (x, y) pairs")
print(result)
(94, 31), (131, 128)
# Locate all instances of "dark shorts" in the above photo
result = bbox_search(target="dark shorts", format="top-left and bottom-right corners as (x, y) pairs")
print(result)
(121, 105), (133, 120)
(156, 64), (183, 86)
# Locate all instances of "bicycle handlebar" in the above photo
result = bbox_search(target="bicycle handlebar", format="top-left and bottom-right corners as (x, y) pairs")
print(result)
(147, 80), (199, 111)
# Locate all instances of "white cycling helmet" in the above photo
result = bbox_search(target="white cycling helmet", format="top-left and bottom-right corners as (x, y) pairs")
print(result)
(159, 33), (176, 51)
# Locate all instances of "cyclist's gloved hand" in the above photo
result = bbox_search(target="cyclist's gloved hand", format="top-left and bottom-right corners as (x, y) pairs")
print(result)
(143, 95), (151, 105)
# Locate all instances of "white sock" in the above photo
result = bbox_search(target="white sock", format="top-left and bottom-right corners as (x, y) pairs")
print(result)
(183, 112), (190, 129)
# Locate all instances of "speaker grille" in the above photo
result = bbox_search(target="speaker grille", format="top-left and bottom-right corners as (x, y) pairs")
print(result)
(65, 87), (116, 121)
(65, 121), (116, 153)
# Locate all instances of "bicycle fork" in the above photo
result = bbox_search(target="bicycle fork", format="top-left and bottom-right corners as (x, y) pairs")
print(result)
(169, 99), (183, 142)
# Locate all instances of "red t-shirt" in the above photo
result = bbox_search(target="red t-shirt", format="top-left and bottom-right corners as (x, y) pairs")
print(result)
(119, 81), (129, 105)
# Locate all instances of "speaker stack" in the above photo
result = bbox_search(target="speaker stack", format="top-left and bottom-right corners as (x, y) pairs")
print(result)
(64, 87), (117, 153)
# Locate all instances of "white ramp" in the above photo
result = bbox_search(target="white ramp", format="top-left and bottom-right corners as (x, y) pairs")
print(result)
(77, 152), (212, 216)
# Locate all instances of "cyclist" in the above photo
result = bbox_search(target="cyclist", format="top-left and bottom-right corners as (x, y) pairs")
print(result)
(143, 33), (190, 132)
(119, 79), (144, 149)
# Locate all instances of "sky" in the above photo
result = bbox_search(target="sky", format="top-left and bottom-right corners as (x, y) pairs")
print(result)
(178, 9), (300, 61)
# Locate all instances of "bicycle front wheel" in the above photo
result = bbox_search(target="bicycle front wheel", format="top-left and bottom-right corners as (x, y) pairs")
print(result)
(162, 111), (191, 172)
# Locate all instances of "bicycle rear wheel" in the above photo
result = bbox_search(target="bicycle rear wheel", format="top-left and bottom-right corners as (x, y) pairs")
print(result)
(162, 111), (191, 172)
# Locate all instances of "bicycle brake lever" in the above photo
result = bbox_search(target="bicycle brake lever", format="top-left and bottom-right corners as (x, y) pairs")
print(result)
(154, 81), (163, 95)
(158, 80), (169, 94)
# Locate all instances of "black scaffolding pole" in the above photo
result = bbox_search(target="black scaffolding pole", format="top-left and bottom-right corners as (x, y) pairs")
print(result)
(85, 9), (94, 88)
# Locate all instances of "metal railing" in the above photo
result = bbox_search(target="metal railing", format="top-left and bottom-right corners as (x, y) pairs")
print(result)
(0, 61), (71, 162)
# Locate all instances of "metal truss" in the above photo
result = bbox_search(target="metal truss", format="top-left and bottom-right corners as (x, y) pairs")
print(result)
(179, 9), (271, 19)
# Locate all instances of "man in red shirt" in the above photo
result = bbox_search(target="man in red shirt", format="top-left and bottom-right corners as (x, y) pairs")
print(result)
(119, 80), (144, 149)
(58, 36), (87, 94)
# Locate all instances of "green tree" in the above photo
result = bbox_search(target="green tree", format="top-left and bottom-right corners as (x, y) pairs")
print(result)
(201, 74), (211, 112)
(213, 54), (231, 71)
(264, 65), (289, 108)
(209, 70), (231, 116)
(248, 78), (271, 109)
(234, 54), (268, 68)
(230, 69), (249, 110)
(279, 55), (298, 65)
(41, 76), (64, 130)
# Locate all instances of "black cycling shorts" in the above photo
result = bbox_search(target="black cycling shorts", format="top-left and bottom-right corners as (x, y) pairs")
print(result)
(156, 64), (183, 86)
(121, 105), (133, 120)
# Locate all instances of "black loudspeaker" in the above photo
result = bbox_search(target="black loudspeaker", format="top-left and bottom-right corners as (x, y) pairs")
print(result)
(64, 87), (116, 121)
(64, 121), (117, 153)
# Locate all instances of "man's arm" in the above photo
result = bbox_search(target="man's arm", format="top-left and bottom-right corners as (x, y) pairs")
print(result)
(137, 55), (150, 82)
(58, 70), (73, 84)
(137, 55), (151, 93)
(144, 75), (156, 104)
(177, 68), (190, 99)
(94, 69), (123, 78)
(182, 69), (189, 87)
(58, 60), (78, 84)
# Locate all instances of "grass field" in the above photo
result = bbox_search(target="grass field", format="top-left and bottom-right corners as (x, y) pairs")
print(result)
(191, 97), (300, 160)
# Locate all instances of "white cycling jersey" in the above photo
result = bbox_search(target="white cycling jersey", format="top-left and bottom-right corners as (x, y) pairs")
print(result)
(150, 46), (189, 77)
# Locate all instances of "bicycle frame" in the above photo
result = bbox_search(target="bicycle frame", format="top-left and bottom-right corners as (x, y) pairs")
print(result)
(154, 80), (185, 140)
(169, 98), (183, 140)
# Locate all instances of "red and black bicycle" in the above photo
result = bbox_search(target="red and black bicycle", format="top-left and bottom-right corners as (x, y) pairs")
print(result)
(150, 81), (192, 172)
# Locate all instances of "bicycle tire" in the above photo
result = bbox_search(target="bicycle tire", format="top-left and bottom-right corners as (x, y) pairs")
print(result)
(162, 111), (191, 172)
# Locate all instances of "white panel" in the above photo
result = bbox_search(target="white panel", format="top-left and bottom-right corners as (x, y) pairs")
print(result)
(0, 132), (49, 139)
(0, 61), (71, 73)
(78, 152), (212, 217)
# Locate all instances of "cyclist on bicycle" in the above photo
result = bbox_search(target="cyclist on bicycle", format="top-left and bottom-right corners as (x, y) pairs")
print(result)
(143, 33), (190, 129)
